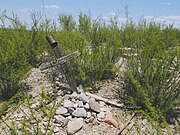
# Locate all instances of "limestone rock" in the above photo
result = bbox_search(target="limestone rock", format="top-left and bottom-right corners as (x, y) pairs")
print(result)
(54, 115), (64, 125)
(67, 118), (83, 135)
(97, 112), (105, 122)
(84, 103), (90, 110)
(56, 107), (68, 115)
(71, 92), (78, 99)
(87, 112), (91, 118)
(100, 107), (107, 112)
(68, 108), (74, 114)
(79, 93), (89, 103)
(77, 100), (84, 107)
(89, 98), (100, 113)
(62, 118), (70, 128)
(72, 108), (87, 118)
(63, 99), (74, 108)
(99, 101), (106, 107)
(104, 112), (119, 128)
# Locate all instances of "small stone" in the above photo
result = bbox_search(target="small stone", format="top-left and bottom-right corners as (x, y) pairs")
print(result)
(54, 127), (60, 133)
(87, 112), (91, 118)
(56, 107), (68, 115)
(63, 99), (74, 108)
(62, 118), (70, 128)
(89, 98), (100, 113)
(67, 115), (72, 120)
(85, 118), (90, 123)
(54, 123), (62, 127)
(72, 108), (87, 118)
(78, 101), (84, 107)
(97, 112), (105, 122)
(104, 112), (119, 128)
(77, 85), (84, 93)
(99, 101), (106, 107)
(68, 108), (74, 114)
(73, 103), (78, 108)
(71, 92), (78, 99)
(79, 93), (89, 103)
(84, 103), (90, 110)
(71, 98), (76, 103)
(67, 118), (84, 135)
(54, 115), (64, 124)
(100, 107), (107, 112)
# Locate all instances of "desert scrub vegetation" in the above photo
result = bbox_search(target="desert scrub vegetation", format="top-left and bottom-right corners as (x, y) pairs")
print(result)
(123, 21), (179, 132)
(0, 10), (179, 133)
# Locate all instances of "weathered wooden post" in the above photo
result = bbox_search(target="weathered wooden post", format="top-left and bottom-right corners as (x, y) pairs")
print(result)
(45, 35), (78, 92)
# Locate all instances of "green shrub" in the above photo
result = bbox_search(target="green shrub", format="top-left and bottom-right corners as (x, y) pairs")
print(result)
(0, 11), (49, 100)
(124, 21), (180, 127)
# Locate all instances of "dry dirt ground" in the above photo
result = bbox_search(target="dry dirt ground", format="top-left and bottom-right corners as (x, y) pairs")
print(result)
(0, 67), (179, 135)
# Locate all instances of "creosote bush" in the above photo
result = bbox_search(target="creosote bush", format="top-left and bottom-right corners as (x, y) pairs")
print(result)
(0, 11), (52, 100)
(124, 21), (179, 131)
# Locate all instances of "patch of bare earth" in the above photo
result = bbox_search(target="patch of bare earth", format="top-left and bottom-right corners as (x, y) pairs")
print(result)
(0, 67), (179, 135)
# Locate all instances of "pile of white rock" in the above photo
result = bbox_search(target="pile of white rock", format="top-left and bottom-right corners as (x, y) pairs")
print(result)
(53, 84), (119, 135)
(0, 69), (120, 135)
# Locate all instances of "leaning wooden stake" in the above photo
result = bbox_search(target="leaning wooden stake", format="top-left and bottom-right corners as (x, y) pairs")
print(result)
(85, 92), (124, 107)
(46, 35), (78, 92)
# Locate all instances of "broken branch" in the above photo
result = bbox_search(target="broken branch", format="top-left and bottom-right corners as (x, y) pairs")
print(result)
(85, 92), (124, 107)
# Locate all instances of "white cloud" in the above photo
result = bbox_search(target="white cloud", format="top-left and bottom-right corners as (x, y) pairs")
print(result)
(161, 2), (171, 6)
(41, 4), (61, 9)
(144, 15), (180, 22)
(144, 15), (180, 28)
(18, 8), (31, 13)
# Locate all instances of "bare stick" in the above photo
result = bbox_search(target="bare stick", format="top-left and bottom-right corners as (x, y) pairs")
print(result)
(85, 92), (124, 107)
(118, 113), (136, 135)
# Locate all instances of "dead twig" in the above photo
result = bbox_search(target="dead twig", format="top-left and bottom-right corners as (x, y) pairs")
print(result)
(118, 113), (136, 135)
(85, 92), (124, 107)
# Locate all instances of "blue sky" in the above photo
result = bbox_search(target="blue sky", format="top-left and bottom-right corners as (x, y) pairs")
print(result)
(1, 0), (180, 27)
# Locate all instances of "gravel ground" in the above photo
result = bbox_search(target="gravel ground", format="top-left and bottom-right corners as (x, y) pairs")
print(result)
(0, 67), (179, 135)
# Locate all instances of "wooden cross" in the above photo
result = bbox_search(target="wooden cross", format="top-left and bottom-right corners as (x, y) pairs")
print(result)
(41, 35), (80, 92)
